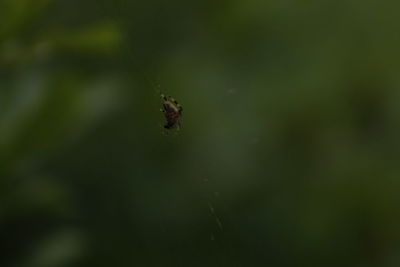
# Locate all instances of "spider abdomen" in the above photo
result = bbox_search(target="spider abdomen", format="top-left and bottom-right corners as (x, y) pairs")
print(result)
(160, 94), (183, 130)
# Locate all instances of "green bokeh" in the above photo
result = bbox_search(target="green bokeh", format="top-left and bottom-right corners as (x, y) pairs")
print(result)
(1, 0), (400, 266)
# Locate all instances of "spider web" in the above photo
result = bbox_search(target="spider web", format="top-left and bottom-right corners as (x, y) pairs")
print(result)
(94, 0), (227, 261)
(95, 0), (161, 93)
(94, 0), (224, 253)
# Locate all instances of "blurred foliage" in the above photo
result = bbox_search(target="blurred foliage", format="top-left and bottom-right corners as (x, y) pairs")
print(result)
(1, 0), (400, 266)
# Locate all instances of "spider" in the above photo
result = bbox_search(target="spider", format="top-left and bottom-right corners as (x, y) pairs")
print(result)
(160, 94), (183, 130)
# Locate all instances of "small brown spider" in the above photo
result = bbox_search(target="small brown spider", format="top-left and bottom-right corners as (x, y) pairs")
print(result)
(160, 94), (183, 130)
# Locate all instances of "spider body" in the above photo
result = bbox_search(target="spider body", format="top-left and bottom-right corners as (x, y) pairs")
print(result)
(160, 94), (183, 130)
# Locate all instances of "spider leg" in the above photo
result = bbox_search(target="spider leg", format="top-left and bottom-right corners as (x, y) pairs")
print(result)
(161, 94), (168, 101)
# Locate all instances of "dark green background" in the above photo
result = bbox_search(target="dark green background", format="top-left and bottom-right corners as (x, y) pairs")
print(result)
(1, 0), (400, 266)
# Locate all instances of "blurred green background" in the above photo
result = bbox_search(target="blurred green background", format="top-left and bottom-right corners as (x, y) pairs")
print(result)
(1, 0), (400, 266)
